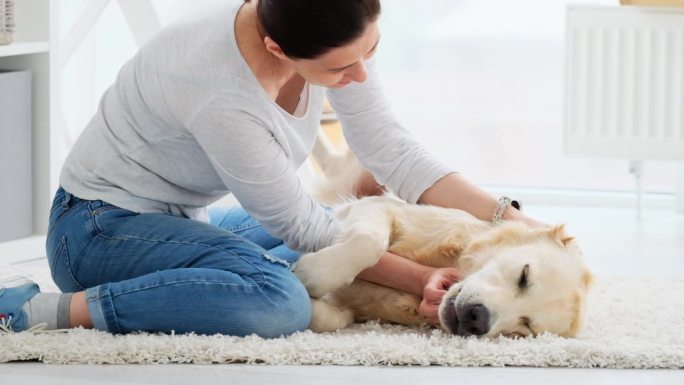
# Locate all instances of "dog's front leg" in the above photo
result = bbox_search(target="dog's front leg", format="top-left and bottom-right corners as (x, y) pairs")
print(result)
(294, 232), (388, 298)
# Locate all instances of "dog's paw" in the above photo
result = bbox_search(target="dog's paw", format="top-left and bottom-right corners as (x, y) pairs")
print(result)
(293, 254), (355, 298)
(294, 233), (387, 298)
(308, 297), (354, 332)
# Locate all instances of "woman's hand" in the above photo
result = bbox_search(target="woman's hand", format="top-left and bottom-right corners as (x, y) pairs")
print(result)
(357, 254), (462, 325)
(353, 169), (385, 198)
(418, 267), (463, 326)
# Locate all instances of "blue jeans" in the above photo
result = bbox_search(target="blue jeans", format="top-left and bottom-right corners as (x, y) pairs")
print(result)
(45, 187), (310, 337)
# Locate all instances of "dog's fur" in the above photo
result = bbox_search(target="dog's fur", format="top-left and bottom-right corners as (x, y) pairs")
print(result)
(295, 132), (593, 338)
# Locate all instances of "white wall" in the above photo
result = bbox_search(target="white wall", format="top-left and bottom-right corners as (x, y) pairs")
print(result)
(54, 0), (679, 201)
(375, 0), (678, 194)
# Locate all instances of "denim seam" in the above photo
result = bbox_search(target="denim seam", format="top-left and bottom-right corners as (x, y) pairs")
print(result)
(49, 202), (61, 217)
(225, 222), (261, 233)
(93, 284), (121, 333)
(48, 237), (66, 280)
(90, 231), (268, 288)
(48, 200), (89, 231)
(108, 279), (262, 301)
(90, 205), (120, 216)
(60, 236), (87, 291)
(260, 280), (289, 308)
(61, 191), (72, 209)
(86, 286), (110, 332)
(263, 253), (291, 268)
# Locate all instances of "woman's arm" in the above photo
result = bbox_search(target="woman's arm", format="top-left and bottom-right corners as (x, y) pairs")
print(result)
(356, 251), (433, 297)
(417, 172), (548, 228)
(357, 251), (462, 325)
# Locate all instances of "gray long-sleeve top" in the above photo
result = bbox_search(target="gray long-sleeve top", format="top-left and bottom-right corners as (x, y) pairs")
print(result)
(59, 0), (456, 253)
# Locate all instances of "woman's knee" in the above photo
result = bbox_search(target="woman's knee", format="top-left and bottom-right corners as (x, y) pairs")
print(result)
(258, 273), (311, 337)
(201, 271), (311, 338)
(284, 275), (312, 333)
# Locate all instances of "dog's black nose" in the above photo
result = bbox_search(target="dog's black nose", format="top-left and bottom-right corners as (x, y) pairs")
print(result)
(457, 304), (490, 336)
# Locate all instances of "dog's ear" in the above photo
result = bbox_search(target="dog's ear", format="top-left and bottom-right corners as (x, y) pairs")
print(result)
(548, 224), (575, 247)
(582, 269), (594, 290)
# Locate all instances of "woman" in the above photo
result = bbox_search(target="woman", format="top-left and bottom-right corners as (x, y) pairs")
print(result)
(0, 0), (544, 336)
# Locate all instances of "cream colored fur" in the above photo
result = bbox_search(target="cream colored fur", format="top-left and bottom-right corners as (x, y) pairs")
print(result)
(295, 132), (593, 338)
(307, 130), (363, 205)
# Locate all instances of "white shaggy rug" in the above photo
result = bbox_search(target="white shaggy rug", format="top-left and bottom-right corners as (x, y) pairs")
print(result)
(1, 264), (683, 368)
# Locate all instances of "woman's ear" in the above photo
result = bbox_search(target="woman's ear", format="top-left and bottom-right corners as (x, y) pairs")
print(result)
(264, 36), (289, 61)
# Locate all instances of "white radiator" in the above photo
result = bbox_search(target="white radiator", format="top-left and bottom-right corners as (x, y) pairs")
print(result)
(564, 5), (684, 160)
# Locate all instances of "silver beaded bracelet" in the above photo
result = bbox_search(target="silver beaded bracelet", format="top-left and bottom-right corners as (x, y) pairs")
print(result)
(492, 196), (522, 225)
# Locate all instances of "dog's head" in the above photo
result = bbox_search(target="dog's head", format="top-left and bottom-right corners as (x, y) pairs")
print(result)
(438, 222), (593, 338)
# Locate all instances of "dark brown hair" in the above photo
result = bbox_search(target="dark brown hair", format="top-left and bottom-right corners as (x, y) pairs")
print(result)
(256, 0), (381, 60)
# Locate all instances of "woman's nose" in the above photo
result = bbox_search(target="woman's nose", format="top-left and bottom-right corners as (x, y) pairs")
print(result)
(347, 61), (368, 83)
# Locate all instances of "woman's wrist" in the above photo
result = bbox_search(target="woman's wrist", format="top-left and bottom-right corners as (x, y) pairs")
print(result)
(418, 265), (437, 297)
(405, 263), (435, 297)
(502, 203), (523, 221)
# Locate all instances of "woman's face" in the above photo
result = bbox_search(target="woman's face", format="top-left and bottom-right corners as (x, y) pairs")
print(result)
(286, 21), (381, 88)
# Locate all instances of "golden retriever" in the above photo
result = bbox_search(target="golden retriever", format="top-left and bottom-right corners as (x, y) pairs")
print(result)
(294, 132), (593, 338)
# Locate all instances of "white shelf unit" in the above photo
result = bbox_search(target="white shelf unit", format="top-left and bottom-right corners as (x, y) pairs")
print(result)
(0, 41), (49, 57)
(1, 0), (179, 265)
(0, 235), (47, 265)
(0, 0), (51, 263)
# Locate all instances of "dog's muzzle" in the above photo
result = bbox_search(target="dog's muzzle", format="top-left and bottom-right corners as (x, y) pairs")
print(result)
(442, 300), (491, 337)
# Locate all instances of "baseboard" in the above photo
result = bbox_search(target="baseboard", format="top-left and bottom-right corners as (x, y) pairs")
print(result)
(483, 186), (676, 210)
(0, 235), (47, 266)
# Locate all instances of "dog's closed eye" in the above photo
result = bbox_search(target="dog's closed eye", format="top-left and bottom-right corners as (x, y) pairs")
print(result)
(518, 264), (529, 289)
(520, 316), (535, 335)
